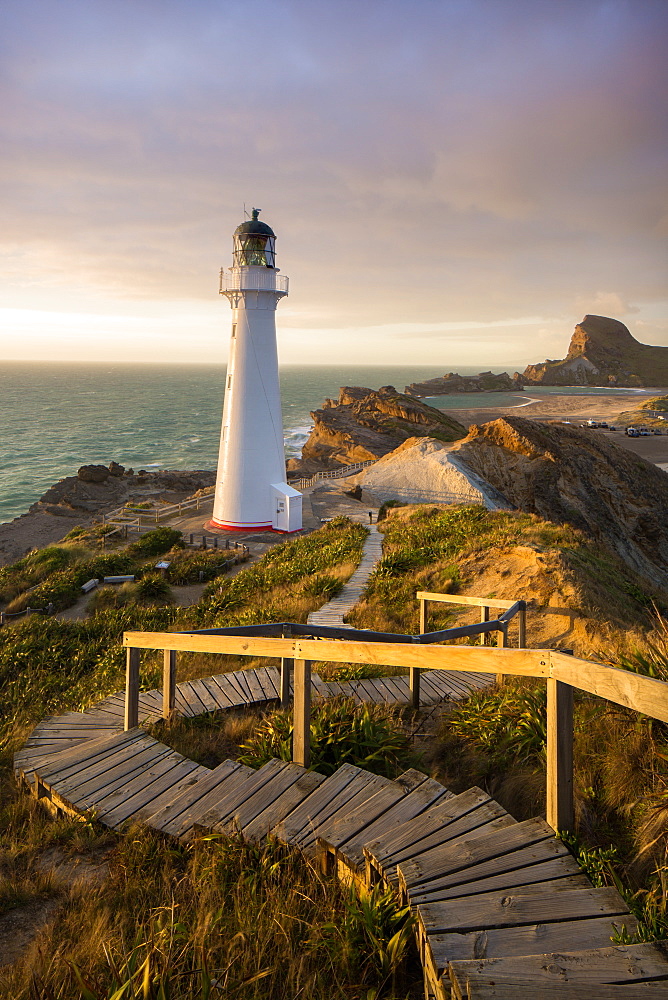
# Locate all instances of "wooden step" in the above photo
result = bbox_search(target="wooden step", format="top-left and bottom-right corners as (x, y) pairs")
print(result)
(316, 769), (434, 876)
(448, 943), (668, 998)
(145, 759), (255, 838)
(17, 729), (147, 786)
(397, 817), (557, 895)
(366, 788), (517, 886)
(464, 979), (668, 999)
(199, 761), (327, 842)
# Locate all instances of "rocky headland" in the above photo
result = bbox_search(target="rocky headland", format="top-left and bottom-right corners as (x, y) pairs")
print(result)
(0, 464), (215, 567)
(523, 314), (668, 387)
(453, 416), (668, 590)
(286, 385), (466, 477)
(404, 371), (525, 396)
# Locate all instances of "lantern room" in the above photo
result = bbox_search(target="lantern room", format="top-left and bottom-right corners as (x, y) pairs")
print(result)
(233, 208), (276, 268)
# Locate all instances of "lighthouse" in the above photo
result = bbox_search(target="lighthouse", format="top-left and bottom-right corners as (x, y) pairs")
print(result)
(210, 209), (302, 533)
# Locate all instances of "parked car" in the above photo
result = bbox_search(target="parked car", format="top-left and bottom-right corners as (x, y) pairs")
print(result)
(626, 427), (640, 437)
(652, 428), (662, 435)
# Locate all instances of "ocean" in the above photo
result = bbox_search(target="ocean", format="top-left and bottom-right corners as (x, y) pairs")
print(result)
(0, 362), (648, 525)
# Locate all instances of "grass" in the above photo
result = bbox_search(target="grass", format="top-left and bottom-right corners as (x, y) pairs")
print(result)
(238, 698), (418, 777)
(0, 823), (420, 999)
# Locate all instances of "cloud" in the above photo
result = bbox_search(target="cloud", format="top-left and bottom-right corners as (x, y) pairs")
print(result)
(0, 0), (667, 362)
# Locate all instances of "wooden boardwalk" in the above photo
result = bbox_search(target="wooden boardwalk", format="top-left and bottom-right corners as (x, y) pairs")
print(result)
(14, 660), (668, 998)
(307, 522), (383, 627)
(12, 523), (668, 997)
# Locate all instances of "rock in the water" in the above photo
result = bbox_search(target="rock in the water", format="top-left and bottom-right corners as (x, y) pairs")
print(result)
(523, 315), (668, 387)
(108, 461), (125, 477)
(288, 385), (467, 476)
(405, 371), (524, 396)
(77, 465), (110, 483)
(452, 415), (668, 590)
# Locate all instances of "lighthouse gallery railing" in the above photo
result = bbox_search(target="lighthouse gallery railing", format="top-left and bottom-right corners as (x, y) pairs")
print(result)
(219, 268), (289, 294)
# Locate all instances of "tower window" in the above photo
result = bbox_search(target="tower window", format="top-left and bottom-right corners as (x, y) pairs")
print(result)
(227, 375), (232, 388)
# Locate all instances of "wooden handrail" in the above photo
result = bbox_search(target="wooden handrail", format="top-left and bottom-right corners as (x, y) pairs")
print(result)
(122, 627), (668, 835)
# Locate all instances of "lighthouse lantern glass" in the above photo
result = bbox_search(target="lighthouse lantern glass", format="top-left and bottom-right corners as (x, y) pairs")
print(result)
(233, 233), (276, 268)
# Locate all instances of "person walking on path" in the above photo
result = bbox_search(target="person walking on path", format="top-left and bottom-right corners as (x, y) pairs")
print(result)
(368, 511), (373, 524)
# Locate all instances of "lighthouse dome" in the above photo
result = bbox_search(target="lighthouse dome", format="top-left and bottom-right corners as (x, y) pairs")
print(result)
(232, 208), (277, 267)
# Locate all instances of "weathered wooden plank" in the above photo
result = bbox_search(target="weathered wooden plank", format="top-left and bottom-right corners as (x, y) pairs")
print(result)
(551, 652), (668, 725)
(186, 678), (221, 714)
(383, 801), (516, 873)
(245, 770), (327, 842)
(253, 666), (280, 700)
(365, 787), (497, 870)
(425, 914), (640, 966)
(274, 764), (378, 846)
(318, 780), (412, 857)
(32, 730), (147, 784)
(298, 770), (397, 853)
(243, 669), (268, 705)
(105, 757), (205, 827)
(177, 680), (210, 715)
(229, 669), (254, 704)
(377, 676), (411, 701)
(409, 849), (580, 904)
(94, 754), (196, 827)
(163, 649), (177, 718)
(49, 738), (171, 802)
(204, 673), (238, 708)
(398, 817), (556, 891)
(408, 838), (572, 900)
(196, 675), (232, 712)
(418, 886), (630, 936)
(310, 672), (331, 700)
(448, 943), (668, 991)
(57, 743), (176, 808)
(465, 979), (668, 999)
(213, 761), (310, 834)
(187, 761), (290, 839)
(131, 764), (210, 822)
(146, 759), (249, 837)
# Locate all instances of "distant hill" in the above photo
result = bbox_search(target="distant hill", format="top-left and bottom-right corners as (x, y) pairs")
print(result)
(523, 314), (668, 387)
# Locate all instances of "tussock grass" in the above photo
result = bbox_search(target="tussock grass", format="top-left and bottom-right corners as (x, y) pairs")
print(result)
(0, 828), (419, 998)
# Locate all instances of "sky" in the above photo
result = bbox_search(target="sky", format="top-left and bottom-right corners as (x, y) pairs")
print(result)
(1, 0), (666, 367)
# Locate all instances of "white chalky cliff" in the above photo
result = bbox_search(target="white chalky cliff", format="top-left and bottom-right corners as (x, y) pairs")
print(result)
(211, 209), (302, 532)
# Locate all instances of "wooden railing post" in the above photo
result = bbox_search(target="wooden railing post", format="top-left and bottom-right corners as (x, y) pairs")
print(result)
(280, 657), (292, 707)
(125, 647), (140, 730)
(518, 602), (527, 648)
(419, 597), (428, 634)
(480, 606), (489, 645)
(163, 649), (177, 718)
(409, 667), (421, 710)
(293, 659), (311, 767)
(546, 677), (574, 833)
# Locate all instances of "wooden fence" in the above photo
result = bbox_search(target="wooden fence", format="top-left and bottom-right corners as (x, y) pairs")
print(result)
(122, 616), (668, 835)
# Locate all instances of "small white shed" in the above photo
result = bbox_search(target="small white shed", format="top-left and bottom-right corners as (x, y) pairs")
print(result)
(271, 482), (302, 533)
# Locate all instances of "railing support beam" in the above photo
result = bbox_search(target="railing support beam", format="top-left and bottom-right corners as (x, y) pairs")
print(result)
(280, 657), (292, 708)
(293, 659), (312, 767)
(546, 678), (574, 833)
(409, 666), (421, 710)
(125, 647), (140, 730)
(163, 649), (177, 719)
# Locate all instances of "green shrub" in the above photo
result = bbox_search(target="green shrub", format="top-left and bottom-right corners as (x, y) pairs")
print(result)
(127, 527), (184, 557)
(134, 575), (174, 604)
(239, 697), (415, 777)
(301, 574), (344, 600)
(448, 681), (547, 765)
(166, 550), (235, 585)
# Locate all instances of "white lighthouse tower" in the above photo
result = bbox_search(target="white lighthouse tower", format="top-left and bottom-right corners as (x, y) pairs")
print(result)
(210, 209), (302, 533)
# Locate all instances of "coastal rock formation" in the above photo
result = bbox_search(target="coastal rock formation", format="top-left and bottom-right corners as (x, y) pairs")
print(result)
(287, 386), (467, 476)
(77, 464), (110, 483)
(0, 469), (216, 567)
(405, 371), (524, 396)
(452, 415), (668, 589)
(523, 315), (668, 387)
(351, 437), (512, 510)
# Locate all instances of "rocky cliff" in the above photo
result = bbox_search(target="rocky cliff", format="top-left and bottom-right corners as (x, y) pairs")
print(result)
(523, 315), (668, 387)
(452, 415), (668, 589)
(405, 371), (525, 396)
(287, 386), (467, 476)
